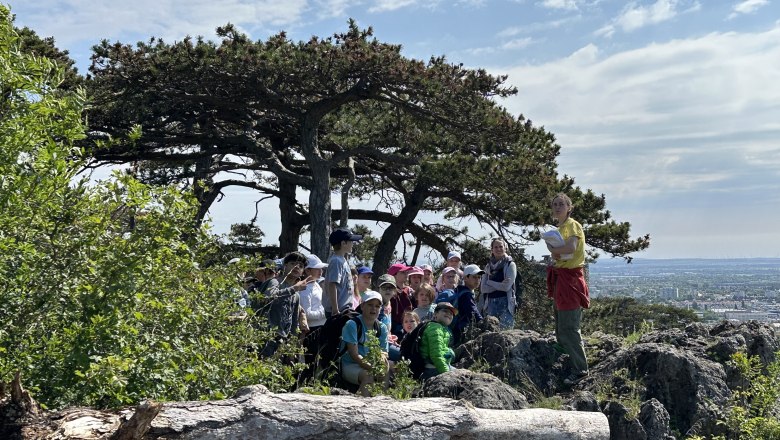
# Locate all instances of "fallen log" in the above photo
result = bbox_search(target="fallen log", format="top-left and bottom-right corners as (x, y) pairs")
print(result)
(5, 382), (609, 439)
(146, 385), (608, 439)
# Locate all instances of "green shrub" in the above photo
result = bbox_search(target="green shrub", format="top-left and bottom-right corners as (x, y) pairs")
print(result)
(698, 352), (780, 440)
(0, 8), (294, 409)
(594, 368), (643, 421)
(623, 320), (654, 347)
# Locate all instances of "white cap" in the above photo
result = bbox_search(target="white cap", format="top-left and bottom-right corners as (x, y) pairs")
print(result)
(463, 264), (485, 277)
(362, 290), (383, 304)
(306, 255), (328, 269)
(447, 251), (461, 261)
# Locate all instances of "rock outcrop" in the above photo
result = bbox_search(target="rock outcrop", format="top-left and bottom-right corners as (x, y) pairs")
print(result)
(419, 369), (529, 410)
(455, 330), (568, 395)
(452, 321), (779, 439)
(578, 342), (730, 436)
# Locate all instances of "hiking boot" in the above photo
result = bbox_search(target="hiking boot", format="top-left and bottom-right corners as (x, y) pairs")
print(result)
(563, 371), (588, 386)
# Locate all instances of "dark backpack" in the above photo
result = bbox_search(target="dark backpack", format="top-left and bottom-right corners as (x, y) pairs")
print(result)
(316, 309), (380, 377)
(399, 321), (433, 380)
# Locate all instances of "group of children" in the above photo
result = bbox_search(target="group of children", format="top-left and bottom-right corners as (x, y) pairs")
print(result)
(243, 192), (591, 394)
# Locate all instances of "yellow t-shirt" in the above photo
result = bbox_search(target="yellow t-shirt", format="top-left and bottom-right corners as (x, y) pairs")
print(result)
(554, 218), (585, 269)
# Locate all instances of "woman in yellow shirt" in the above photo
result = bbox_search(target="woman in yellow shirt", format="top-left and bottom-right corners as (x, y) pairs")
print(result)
(546, 193), (590, 385)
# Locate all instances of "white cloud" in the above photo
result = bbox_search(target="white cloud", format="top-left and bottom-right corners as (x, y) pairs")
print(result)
(729, 0), (770, 19)
(497, 16), (581, 37)
(15, 0), (308, 47)
(539, 0), (579, 10)
(315, 0), (362, 18)
(461, 37), (534, 56)
(615, 0), (679, 32)
(595, 0), (700, 37)
(367, 0), (419, 13)
(502, 37), (534, 50)
(496, 25), (780, 203)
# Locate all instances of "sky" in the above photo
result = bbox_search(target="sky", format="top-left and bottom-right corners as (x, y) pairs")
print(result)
(11, 0), (780, 260)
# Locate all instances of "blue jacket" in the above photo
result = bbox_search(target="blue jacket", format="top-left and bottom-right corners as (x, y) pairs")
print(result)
(451, 285), (482, 342)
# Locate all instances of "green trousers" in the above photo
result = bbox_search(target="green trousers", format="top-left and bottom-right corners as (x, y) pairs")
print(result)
(555, 307), (588, 375)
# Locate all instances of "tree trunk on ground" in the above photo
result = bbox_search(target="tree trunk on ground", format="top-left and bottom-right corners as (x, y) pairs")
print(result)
(12, 385), (609, 439)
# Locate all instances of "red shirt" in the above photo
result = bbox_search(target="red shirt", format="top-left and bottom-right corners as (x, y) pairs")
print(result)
(390, 286), (414, 327)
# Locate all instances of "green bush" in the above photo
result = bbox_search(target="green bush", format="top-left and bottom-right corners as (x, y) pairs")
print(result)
(0, 7), (294, 409)
(718, 352), (780, 439)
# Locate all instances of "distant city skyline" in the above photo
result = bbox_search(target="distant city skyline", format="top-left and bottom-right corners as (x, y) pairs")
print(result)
(12, 1), (780, 259)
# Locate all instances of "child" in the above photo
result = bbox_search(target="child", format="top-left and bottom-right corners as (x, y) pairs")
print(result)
(435, 251), (463, 291)
(356, 266), (374, 295)
(438, 267), (460, 293)
(299, 255), (327, 380)
(413, 283), (436, 321)
(388, 263), (414, 338)
(324, 228), (362, 316)
(262, 252), (313, 357)
(376, 274), (400, 361)
(340, 291), (389, 397)
(546, 192), (590, 385)
(400, 311), (420, 341)
(389, 311), (420, 366)
(406, 266), (424, 293)
(448, 264), (484, 344)
(420, 264), (435, 286)
(419, 302), (457, 380)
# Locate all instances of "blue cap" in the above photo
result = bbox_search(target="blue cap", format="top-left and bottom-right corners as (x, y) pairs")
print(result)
(329, 228), (363, 245)
(357, 266), (374, 275)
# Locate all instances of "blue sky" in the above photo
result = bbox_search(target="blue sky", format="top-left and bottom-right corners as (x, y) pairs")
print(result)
(11, 0), (780, 260)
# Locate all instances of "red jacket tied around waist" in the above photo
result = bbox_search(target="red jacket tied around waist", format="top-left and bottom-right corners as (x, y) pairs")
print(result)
(546, 266), (590, 311)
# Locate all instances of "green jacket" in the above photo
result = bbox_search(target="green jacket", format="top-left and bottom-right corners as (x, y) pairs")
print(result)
(419, 321), (455, 373)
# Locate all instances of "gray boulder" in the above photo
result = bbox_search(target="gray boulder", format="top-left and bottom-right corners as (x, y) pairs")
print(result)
(638, 398), (675, 440)
(638, 327), (710, 352)
(455, 330), (567, 396)
(563, 391), (599, 412)
(710, 320), (779, 365)
(600, 400), (645, 440)
(578, 342), (730, 437)
(600, 398), (675, 440)
(420, 369), (529, 410)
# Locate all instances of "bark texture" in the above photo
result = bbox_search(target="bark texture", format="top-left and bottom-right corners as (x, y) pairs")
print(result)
(146, 385), (608, 440)
(4, 384), (609, 439)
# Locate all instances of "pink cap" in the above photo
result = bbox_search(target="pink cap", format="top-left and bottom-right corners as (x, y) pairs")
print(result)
(387, 263), (410, 276)
(407, 266), (424, 277)
(442, 267), (457, 274)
